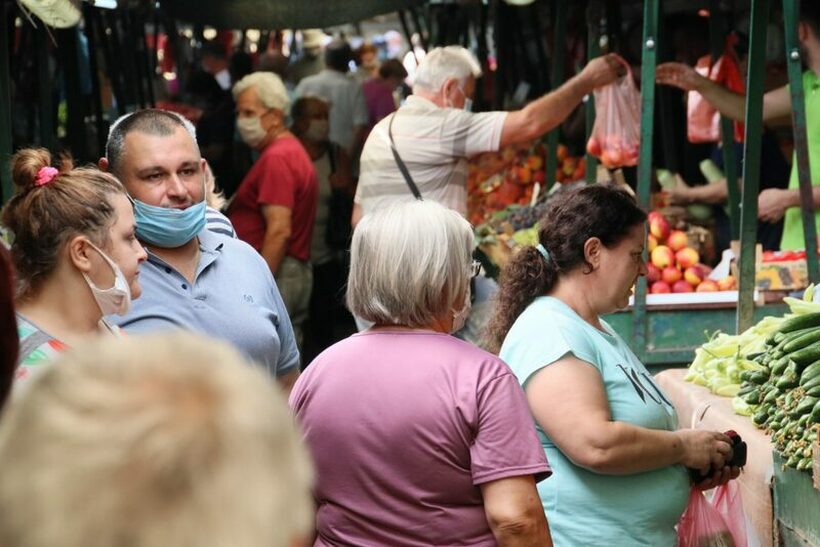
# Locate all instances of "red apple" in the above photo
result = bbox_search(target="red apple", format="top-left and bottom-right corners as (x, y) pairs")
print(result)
(648, 211), (663, 223)
(586, 137), (602, 157)
(646, 263), (661, 283)
(662, 266), (682, 284)
(675, 247), (700, 269)
(717, 275), (737, 291)
(667, 230), (689, 252)
(651, 245), (675, 269)
(649, 215), (671, 242)
(651, 281), (671, 294)
(697, 279), (720, 292)
(672, 280), (694, 293)
(683, 266), (704, 287)
(697, 263), (713, 276)
(647, 234), (658, 253)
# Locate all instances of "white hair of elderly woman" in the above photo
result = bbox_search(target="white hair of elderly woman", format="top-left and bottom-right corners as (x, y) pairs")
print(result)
(232, 71), (291, 114)
(412, 46), (483, 94)
(347, 199), (474, 328)
(0, 333), (313, 547)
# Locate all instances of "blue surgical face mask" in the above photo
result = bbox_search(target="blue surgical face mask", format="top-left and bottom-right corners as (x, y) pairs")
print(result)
(463, 97), (473, 112)
(132, 198), (207, 248)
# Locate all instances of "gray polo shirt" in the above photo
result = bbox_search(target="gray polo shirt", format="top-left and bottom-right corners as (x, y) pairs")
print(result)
(111, 229), (299, 376)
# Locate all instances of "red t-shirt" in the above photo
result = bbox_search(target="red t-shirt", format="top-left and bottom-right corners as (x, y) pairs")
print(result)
(229, 136), (318, 262)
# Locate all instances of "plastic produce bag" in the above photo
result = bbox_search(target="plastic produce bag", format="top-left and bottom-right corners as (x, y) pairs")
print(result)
(687, 35), (745, 143)
(585, 63), (641, 169)
(677, 487), (737, 547)
(711, 482), (747, 547)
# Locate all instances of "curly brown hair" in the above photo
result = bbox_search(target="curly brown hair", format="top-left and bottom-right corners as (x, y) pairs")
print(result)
(1, 148), (126, 300)
(483, 185), (647, 353)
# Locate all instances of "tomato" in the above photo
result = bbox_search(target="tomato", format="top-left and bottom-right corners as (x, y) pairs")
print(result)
(586, 137), (602, 157)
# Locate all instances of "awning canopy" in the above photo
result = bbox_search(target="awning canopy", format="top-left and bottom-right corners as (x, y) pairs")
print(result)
(164, 0), (426, 29)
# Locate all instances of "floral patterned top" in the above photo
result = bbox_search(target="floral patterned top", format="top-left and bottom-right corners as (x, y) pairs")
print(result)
(15, 314), (68, 382)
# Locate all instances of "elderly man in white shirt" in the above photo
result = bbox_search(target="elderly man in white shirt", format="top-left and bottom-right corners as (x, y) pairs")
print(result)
(352, 45), (624, 227)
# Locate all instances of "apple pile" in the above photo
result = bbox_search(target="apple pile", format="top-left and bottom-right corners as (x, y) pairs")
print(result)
(646, 212), (737, 294)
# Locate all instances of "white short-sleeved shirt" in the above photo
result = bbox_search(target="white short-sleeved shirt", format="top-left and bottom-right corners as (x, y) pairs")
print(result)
(355, 96), (507, 217)
(294, 69), (368, 152)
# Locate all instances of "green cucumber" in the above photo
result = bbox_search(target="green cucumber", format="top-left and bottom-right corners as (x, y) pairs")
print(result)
(812, 400), (820, 422)
(803, 374), (820, 392)
(807, 385), (820, 397)
(778, 312), (820, 334)
(753, 409), (770, 426)
(751, 369), (771, 384)
(764, 388), (782, 404)
(776, 373), (799, 390)
(794, 396), (819, 416)
(800, 361), (820, 385)
(783, 328), (820, 353)
(743, 388), (762, 405)
(786, 340), (820, 367)
(771, 357), (791, 375)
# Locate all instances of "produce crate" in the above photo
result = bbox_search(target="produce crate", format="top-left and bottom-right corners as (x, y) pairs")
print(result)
(772, 451), (820, 546)
(604, 302), (789, 369)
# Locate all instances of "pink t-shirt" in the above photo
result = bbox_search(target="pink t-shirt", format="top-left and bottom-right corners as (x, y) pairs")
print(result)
(289, 330), (550, 547)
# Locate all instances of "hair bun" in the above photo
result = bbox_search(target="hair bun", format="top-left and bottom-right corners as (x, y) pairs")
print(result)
(10, 148), (54, 190)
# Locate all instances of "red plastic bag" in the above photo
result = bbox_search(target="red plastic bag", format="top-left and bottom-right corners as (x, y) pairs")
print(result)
(711, 482), (747, 547)
(677, 488), (734, 547)
(687, 35), (745, 143)
(585, 63), (641, 169)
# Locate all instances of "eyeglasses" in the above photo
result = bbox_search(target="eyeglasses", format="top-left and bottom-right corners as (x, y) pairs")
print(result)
(471, 260), (482, 278)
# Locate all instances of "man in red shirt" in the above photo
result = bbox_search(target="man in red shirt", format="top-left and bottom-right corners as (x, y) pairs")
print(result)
(230, 72), (318, 350)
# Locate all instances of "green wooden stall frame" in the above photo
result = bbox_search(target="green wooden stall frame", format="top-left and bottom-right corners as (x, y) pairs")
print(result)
(606, 0), (818, 366)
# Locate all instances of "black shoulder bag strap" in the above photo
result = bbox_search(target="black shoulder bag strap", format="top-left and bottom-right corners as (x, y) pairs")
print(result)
(387, 113), (423, 200)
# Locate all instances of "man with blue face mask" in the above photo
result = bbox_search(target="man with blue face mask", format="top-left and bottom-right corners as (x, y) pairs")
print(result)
(99, 109), (301, 392)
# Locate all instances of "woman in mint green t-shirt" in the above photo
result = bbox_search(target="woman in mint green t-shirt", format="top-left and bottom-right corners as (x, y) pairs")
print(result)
(485, 185), (741, 547)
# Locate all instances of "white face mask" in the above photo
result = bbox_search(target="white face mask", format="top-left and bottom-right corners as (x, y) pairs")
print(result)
(305, 119), (330, 142)
(237, 117), (268, 148)
(450, 288), (472, 333)
(82, 241), (132, 317)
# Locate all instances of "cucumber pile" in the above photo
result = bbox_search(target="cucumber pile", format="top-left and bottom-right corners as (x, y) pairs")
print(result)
(734, 312), (820, 472)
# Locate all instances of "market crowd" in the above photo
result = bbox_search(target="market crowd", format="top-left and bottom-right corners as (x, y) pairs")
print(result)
(6, 5), (820, 542)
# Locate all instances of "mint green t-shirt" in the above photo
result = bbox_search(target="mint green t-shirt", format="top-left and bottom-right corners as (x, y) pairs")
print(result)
(781, 70), (820, 250)
(499, 297), (689, 547)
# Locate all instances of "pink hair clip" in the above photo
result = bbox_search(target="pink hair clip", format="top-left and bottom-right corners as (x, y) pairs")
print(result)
(34, 166), (59, 187)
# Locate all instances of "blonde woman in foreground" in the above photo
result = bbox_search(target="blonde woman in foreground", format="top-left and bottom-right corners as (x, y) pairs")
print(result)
(0, 333), (314, 547)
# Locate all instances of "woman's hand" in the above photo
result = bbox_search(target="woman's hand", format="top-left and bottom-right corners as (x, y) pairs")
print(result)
(675, 429), (734, 475)
(693, 465), (742, 491)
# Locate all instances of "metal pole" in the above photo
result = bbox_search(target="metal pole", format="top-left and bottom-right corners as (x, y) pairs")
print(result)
(585, 0), (600, 185)
(544, 0), (566, 191)
(0, 0), (13, 204)
(634, 0), (660, 360)
(83, 4), (107, 158)
(737, 0), (770, 332)
(783, 0), (820, 283)
(36, 25), (56, 153)
(708, 0), (740, 240)
(57, 27), (89, 162)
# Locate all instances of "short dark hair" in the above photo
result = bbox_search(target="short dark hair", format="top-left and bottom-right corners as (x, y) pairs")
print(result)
(801, 2), (820, 38)
(379, 59), (408, 80)
(106, 109), (197, 175)
(290, 96), (328, 123)
(201, 40), (227, 60)
(325, 39), (353, 72)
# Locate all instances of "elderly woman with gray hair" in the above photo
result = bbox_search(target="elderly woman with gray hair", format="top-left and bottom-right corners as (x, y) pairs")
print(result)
(289, 200), (553, 546)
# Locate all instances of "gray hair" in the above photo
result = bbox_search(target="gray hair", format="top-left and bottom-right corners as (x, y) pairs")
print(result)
(347, 200), (473, 327)
(412, 46), (482, 94)
(0, 333), (314, 547)
(105, 109), (199, 175)
(232, 72), (290, 114)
